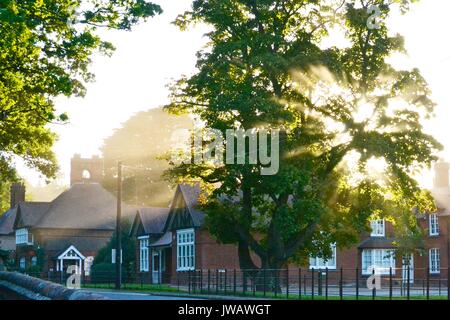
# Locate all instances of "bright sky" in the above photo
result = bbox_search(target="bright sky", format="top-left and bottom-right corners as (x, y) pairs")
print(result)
(18, 0), (450, 190)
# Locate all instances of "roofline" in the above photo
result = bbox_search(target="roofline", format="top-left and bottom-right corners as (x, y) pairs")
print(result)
(57, 245), (86, 260)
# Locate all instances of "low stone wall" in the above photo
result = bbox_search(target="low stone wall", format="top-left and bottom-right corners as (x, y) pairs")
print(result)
(0, 272), (108, 300)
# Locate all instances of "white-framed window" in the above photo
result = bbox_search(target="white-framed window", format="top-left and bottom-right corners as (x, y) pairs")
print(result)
(362, 249), (396, 275)
(370, 219), (385, 237)
(429, 248), (440, 274)
(177, 228), (195, 271)
(31, 256), (37, 266)
(139, 237), (149, 272)
(429, 214), (439, 236)
(15, 228), (33, 245)
(309, 244), (337, 269)
(19, 257), (26, 269)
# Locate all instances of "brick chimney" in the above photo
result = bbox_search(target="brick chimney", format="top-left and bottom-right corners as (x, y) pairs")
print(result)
(10, 183), (25, 209)
(434, 161), (450, 188)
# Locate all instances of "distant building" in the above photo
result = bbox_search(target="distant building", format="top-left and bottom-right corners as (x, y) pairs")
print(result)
(0, 155), (136, 274)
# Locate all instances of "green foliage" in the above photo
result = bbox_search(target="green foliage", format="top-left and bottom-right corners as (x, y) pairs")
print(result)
(93, 218), (136, 275)
(166, 0), (441, 269)
(0, 0), (161, 183)
(90, 263), (125, 284)
(101, 108), (193, 206)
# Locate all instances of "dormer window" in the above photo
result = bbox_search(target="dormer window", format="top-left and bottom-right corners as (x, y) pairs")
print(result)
(370, 219), (385, 237)
(429, 214), (439, 236)
(15, 228), (33, 245)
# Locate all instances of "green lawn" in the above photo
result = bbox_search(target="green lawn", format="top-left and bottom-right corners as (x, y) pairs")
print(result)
(82, 283), (180, 293)
(81, 283), (449, 300)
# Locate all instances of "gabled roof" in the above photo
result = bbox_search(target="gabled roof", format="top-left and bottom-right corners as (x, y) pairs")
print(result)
(14, 202), (50, 229)
(0, 207), (16, 235)
(34, 183), (136, 230)
(164, 184), (205, 231)
(130, 207), (170, 236)
(57, 245), (86, 260)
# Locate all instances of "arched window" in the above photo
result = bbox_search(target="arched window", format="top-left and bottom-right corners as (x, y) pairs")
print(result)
(31, 256), (37, 266)
(19, 257), (26, 270)
(82, 170), (91, 180)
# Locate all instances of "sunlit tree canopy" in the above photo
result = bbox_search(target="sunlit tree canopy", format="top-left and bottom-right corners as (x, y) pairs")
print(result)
(166, 0), (441, 269)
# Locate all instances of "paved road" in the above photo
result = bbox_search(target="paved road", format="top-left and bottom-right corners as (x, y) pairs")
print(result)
(81, 289), (202, 300)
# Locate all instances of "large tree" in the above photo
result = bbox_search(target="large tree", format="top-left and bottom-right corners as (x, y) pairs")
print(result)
(101, 108), (193, 207)
(0, 0), (162, 195)
(166, 0), (441, 270)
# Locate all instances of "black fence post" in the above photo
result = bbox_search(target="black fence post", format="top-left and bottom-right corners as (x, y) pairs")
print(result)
(311, 268), (315, 300)
(216, 269), (219, 295)
(389, 267), (393, 300)
(325, 268), (329, 300)
(448, 267), (450, 300)
(298, 268), (302, 300)
(253, 271), (256, 297)
(339, 268), (343, 300)
(407, 266), (410, 300)
(233, 269), (237, 296)
(273, 270), (277, 298)
(356, 267), (359, 300)
(243, 271), (246, 296)
(286, 269), (289, 299)
(224, 270), (227, 295)
(263, 269), (267, 297)
(318, 271), (322, 296)
(208, 269), (211, 294)
(372, 268), (376, 300)
(188, 271), (191, 294)
(427, 267), (430, 300)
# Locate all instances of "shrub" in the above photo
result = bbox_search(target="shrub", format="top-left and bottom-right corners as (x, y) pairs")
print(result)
(90, 263), (128, 284)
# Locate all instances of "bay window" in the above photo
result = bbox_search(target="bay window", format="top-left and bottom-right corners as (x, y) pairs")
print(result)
(362, 249), (395, 275)
(15, 228), (33, 245)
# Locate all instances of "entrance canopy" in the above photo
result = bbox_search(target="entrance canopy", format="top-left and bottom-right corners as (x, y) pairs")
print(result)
(56, 245), (85, 272)
(150, 232), (172, 248)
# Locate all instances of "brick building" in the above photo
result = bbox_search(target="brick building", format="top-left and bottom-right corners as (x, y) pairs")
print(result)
(132, 162), (450, 285)
(0, 155), (136, 274)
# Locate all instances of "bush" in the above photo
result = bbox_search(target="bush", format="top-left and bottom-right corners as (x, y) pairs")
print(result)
(25, 265), (42, 277)
(90, 263), (129, 284)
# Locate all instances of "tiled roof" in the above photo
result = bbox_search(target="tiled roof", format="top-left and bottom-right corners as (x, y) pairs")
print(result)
(0, 202), (50, 234)
(150, 231), (172, 247)
(16, 202), (50, 228)
(178, 183), (205, 227)
(358, 238), (396, 249)
(34, 183), (136, 230)
(138, 207), (170, 234)
(0, 207), (16, 235)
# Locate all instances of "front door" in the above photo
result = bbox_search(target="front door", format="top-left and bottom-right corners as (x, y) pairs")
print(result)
(152, 249), (166, 284)
(402, 254), (414, 284)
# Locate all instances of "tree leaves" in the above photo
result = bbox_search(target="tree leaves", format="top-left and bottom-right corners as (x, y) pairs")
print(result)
(166, 0), (440, 268)
(0, 0), (161, 184)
